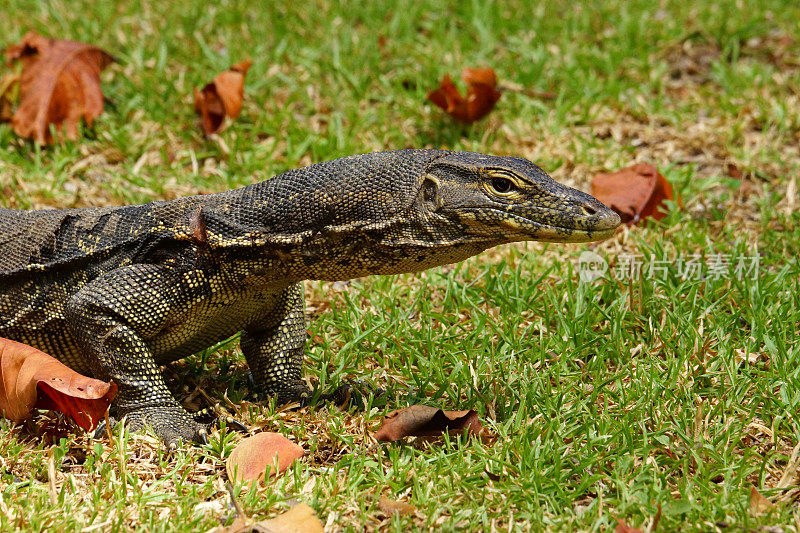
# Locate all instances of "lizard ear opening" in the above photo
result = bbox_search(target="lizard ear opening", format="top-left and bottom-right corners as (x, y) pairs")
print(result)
(422, 177), (440, 210)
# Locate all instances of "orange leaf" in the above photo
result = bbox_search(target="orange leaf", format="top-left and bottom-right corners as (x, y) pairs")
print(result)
(461, 66), (497, 87)
(226, 432), (304, 485)
(5, 32), (114, 144)
(427, 67), (501, 123)
(252, 503), (323, 533)
(374, 405), (489, 442)
(194, 59), (252, 136)
(614, 519), (643, 533)
(0, 337), (116, 431)
(591, 163), (674, 225)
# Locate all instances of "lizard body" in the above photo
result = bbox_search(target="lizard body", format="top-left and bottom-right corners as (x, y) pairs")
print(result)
(0, 149), (619, 444)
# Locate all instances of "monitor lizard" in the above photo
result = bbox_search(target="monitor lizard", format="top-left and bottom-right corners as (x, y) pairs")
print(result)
(0, 149), (620, 445)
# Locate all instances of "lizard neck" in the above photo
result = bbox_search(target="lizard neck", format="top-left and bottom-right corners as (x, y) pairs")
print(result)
(195, 149), (498, 282)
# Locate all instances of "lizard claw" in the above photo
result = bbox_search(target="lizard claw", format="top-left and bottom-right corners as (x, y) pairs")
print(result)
(298, 391), (311, 409)
(192, 405), (250, 435)
(317, 381), (387, 409)
(93, 419), (110, 440)
(210, 415), (249, 435)
(262, 380), (384, 410)
(316, 384), (352, 406)
(262, 380), (387, 410)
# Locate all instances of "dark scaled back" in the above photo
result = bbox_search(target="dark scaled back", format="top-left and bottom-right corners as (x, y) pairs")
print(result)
(205, 149), (450, 237)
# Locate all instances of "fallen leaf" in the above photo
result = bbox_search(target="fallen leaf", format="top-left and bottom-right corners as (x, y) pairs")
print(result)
(194, 59), (252, 136)
(427, 67), (501, 123)
(252, 503), (323, 533)
(734, 347), (767, 367)
(749, 486), (775, 516)
(226, 432), (304, 485)
(0, 337), (116, 430)
(614, 519), (643, 533)
(208, 500), (322, 533)
(378, 496), (417, 517)
(5, 32), (114, 144)
(591, 163), (674, 225)
(726, 162), (744, 180)
(374, 405), (489, 442)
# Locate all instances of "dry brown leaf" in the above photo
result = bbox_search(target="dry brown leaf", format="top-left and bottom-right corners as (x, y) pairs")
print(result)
(378, 496), (417, 517)
(208, 502), (323, 533)
(5, 32), (114, 144)
(427, 67), (501, 123)
(750, 486), (776, 516)
(591, 163), (675, 225)
(252, 503), (324, 533)
(374, 405), (489, 442)
(0, 337), (116, 430)
(253, 503), (324, 533)
(194, 59), (252, 136)
(614, 519), (643, 533)
(726, 162), (744, 180)
(226, 432), (304, 485)
(734, 347), (767, 367)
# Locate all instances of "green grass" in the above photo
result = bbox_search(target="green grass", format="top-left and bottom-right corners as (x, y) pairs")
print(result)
(1, 0), (799, 531)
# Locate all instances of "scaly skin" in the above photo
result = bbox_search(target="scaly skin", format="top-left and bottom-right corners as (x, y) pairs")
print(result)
(0, 149), (620, 445)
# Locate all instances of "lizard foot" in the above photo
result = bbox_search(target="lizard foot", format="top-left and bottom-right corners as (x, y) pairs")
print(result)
(314, 384), (352, 406)
(259, 379), (313, 406)
(260, 379), (386, 410)
(315, 380), (388, 409)
(96, 406), (209, 448)
(264, 379), (352, 408)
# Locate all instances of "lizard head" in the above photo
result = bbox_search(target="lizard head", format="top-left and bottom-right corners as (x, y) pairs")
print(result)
(419, 152), (620, 244)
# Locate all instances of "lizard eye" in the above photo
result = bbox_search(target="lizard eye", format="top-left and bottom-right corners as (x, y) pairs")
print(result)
(489, 176), (515, 195)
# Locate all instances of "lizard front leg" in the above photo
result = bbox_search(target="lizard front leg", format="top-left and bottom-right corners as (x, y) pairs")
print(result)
(64, 264), (207, 445)
(241, 283), (312, 404)
(242, 283), (353, 406)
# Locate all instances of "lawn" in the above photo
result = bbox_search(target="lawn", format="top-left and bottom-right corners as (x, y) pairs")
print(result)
(1, 0), (799, 531)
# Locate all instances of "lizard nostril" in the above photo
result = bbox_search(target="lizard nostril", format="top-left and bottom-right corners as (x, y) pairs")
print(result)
(582, 204), (597, 216)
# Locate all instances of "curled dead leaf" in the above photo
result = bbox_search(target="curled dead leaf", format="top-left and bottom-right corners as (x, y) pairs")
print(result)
(749, 486), (776, 517)
(427, 67), (501, 123)
(378, 496), (417, 517)
(591, 163), (675, 225)
(226, 432), (304, 485)
(252, 502), (323, 533)
(0, 337), (116, 431)
(726, 162), (744, 180)
(208, 501), (323, 533)
(194, 59), (252, 136)
(374, 404), (490, 442)
(5, 32), (114, 144)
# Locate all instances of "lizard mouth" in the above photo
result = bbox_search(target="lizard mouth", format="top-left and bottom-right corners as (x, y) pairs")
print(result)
(460, 208), (619, 243)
